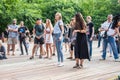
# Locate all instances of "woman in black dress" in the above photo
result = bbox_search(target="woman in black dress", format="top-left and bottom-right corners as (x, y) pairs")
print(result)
(73, 13), (90, 69)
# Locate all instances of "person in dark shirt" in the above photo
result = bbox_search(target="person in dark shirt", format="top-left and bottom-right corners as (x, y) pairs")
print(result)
(67, 18), (75, 60)
(0, 41), (7, 60)
(86, 16), (94, 58)
(30, 18), (45, 59)
(18, 21), (28, 55)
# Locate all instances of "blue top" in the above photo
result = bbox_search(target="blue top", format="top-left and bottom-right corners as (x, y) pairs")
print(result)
(54, 20), (63, 34)
(8, 24), (18, 38)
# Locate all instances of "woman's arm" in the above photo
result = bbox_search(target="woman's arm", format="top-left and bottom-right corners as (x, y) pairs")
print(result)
(50, 25), (54, 35)
(60, 25), (64, 36)
(111, 28), (118, 36)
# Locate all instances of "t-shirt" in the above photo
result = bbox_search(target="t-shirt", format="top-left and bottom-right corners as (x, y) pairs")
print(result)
(86, 22), (94, 38)
(18, 27), (27, 37)
(54, 20), (64, 34)
(68, 27), (74, 39)
(100, 21), (111, 36)
(18, 27), (27, 33)
(101, 21), (115, 36)
(34, 24), (44, 36)
(8, 24), (18, 38)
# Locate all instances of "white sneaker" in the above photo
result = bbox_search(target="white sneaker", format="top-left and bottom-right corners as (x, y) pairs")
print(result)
(115, 58), (120, 62)
(58, 63), (64, 67)
(118, 54), (120, 57)
(54, 62), (60, 66)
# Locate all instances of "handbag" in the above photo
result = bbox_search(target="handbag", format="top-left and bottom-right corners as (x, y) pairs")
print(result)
(21, 33), (26, 39)
(71, 33), (77, 45)
(102, 23), (112, 39)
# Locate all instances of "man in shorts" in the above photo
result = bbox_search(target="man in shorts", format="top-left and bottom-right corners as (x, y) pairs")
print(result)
(30, 18), (45, 59)
(7, 19), (18, 56)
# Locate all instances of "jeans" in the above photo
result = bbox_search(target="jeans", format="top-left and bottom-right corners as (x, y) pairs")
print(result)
(116, 41), (120, 54)
(102, 36), (119, 59)
(98, 34), (102, 48)
(54, 33), (64, 62)
(87, 37), (93, 57)
(19, 37), (28, 55)
(108, 43), (112, 55)
(0, 52), (7, 60)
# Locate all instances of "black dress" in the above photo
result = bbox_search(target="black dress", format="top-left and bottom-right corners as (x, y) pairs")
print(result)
(75, 32), (90, 61)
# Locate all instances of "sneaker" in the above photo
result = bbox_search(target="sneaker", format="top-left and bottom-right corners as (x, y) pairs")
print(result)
(80, 64), (83, 68)
(26, 53), (28, 55)
(115, 58), (120, 62)
(20, 54), (24, 56)
(118, 54), (120, 57)
(54, 62), (60, 66)
(52, 53), (55, 56)
(12, 53), (15, 56)
(99, 58), (105, 61)
(3, 57), (7, 59)
(58, 63), (64, 67)
(44, 56), (48, 59)
(39, 55), (42, 59)
(30, 56), (34, 60)
(73, 64), (79, 68)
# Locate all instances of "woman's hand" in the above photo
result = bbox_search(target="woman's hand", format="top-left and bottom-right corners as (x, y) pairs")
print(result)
(47, 35), (50, 41)
(90, 37), (93, 41)
(36, 36), (40, 39)
(73, 30), (78, 35)
(59, 36), (62, 41)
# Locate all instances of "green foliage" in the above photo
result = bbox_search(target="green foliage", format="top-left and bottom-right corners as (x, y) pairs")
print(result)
(0, 0), (120, 33)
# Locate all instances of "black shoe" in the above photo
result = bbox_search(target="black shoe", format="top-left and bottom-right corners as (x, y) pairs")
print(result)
(73, 64), (80, 68)
(3, 57), (7, 59)
(52, 53), (55, 56)
(80, 64), (83, 68)
(10, 49), (13, 51)
(67, 57), (72, 59)
(39, 55), (42, 59)
(30, 56), (34, 60)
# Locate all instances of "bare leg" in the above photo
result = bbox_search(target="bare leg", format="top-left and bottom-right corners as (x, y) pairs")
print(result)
(12, 44), (15, 56)
(52, 44), (56, 55)
(49, 44), (52, 58)
(65, 43), (67, 51)
(46, 44), (49, 58)
(73, 58), (79, 68)
(7, 44), (10, 55)
(80, 59), (84, 68)
(70, 50), (74, 59)
(40, 44), (44, 56)
(32, 44), (37, 57)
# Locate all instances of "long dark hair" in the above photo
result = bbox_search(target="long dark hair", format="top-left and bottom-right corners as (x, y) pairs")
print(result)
(75, 13), (86, 30)
(112, 14), (120, 29)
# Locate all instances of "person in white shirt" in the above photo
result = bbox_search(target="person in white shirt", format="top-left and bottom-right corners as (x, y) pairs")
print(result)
(99, 14), (120, 62)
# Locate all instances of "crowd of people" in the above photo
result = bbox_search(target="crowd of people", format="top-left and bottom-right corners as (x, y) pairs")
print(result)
(0, 12), (120, 69)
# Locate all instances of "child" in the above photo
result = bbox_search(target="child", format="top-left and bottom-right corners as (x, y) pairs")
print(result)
(0, 41), (7, 60)
(25, 37), (30, 51)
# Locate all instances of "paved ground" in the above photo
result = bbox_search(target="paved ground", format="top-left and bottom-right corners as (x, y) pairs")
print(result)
(0, 41), (120, 80)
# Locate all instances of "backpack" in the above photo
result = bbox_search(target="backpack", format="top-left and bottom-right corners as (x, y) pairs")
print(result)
(58, 22), (69, 36)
